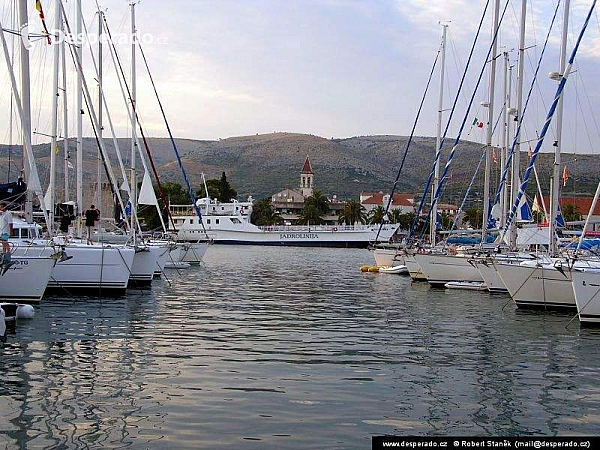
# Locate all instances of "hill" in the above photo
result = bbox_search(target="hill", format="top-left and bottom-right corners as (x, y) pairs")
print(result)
(0, 132), (598, 205)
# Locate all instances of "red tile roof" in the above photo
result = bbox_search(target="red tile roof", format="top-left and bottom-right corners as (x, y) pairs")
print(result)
(301, 156), (313, 174)
(535, 195), (600, 215)
(361, 193), (414, 206)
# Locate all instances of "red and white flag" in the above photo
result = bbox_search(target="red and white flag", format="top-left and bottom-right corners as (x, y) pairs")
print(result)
(563, 165), (569, 186)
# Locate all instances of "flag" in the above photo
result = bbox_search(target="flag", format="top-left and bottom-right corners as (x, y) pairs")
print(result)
(528, 146), (533, 158)
(477, 121), (484, 128)
(55, 144), (59, 155)
(472, 117), (479, 126)
(563, 165), (569, 186)
(35, 0), (52, 45)
(492, 148), (498, 164)
(124, 201), (132, 217)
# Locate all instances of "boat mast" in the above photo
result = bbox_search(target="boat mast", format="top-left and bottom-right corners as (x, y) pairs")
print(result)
(500, 52), (512, 229)
(549, 0), (570, 255)
(130, 1), (137, 242)
(482, 0), (501, 243)
(509, 0), (527, 249)
(96, 9), (103, 214)
(61, 34), (69, 202)
(49, 0), (62, 235)
(17, 0), (33, 223)
(430, 23), (447, 246)
(76, 0), (83, 235)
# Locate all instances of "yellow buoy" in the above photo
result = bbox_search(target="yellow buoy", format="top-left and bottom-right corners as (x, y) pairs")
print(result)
(368, 266), (379, 273)
(360, 265), (370, 272)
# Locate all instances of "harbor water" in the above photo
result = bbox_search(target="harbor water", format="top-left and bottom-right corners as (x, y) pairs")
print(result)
(1, 246), (600, 449)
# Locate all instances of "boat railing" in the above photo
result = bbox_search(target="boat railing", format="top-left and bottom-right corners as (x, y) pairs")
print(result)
(257, 224), (372, 232)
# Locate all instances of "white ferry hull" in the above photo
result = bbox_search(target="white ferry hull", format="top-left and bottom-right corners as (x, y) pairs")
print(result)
(176, 225), (398, 248)
(0, 255), (55, 303)
(493, 262), (576, 310)
(414, 253), (483, 288)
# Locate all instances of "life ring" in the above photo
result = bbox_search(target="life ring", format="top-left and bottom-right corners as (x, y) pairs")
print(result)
(332, 227), (338, 232)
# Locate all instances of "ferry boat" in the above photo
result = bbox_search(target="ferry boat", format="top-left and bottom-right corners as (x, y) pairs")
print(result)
(170, 199), (399, 248)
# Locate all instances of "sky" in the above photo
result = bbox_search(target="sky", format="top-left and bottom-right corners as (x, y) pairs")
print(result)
(1, 0), (600, 154)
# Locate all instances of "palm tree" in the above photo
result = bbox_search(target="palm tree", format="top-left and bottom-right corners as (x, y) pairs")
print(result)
(298, 204), (326, 225)
(338, 200), (366, 225)
(464, 207), (482, 229)
(387, 209), (415, 230)
(298, 190), (329, 225)
(368, 205), (388, 225)
(562, 203), (581, 222)
(250, 198), (283, 226)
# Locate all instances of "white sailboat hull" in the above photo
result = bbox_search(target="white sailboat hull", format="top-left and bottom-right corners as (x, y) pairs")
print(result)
(472, 261), (507, 293)
(493, 261), (576, 310)
(414, 253), (483, 287)
(571, 269), (600, 324)
(372, 248), (404, 267)
(130, 245), (162, 285)
(169, 241), (210, 264)
(404, 254), (427, 281)
(0, 254), (55, 303)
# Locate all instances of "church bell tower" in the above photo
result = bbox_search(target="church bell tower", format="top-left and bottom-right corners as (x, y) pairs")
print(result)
(300, 155), (314, 197)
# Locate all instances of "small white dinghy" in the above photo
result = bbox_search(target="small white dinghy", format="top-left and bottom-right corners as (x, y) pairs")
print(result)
(379, 265), (409, 275)
(444, 281), (487, 291)
(164, 261), (191, 269)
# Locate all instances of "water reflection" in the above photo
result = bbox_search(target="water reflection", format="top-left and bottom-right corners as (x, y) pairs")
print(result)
(1, 246), (600, 449)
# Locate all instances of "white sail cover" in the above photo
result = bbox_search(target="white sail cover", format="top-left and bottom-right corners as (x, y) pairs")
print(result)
(138, 171), (158, 206)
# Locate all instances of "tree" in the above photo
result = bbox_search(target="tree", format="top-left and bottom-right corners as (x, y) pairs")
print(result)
(464, 207), (483, 229)
(163, 182), (189, 205)
(250, 198), (283, 226)
(388, 210), (415, 230)
(196, 179), (220, 200)
(338, 200), (366, 225)
(217, 172), (237, 202)
(298, 190), (329, 225)
(298, 204), (326, 225)
(532, 210), (545, 224)
(440, 212), (453, 231)
(368, 205), (388, 225)
(562, 203), (581, 222)
(195, 172), (237, 202)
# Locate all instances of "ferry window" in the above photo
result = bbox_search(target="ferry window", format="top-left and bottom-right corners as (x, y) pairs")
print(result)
(221, 207), (224, 211)
(216, 219), (220, 224)
(10, 228), (19, 238)
(206, 219), (211, 224)
(231, 218), (241, 224)
(190, 219), (194, 224)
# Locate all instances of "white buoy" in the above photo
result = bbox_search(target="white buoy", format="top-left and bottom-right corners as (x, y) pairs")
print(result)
(16, 304), (35, 319)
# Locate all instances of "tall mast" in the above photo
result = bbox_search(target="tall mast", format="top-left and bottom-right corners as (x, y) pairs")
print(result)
(509, 0), (527, 249)
(17, 0), (33, 223)
(503, 62), (512, 226)
(482, 0), (501, 243)
(549, 0), (570, 255)
(49, 0), (62, 234)
(499, 51), (511, 229)
(61, 33), (69, 202)
(96, 9), (103, 213)
(130, 1), (137, 241)
(76, 0), (83, 234)
(430, 23), (447, 246)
